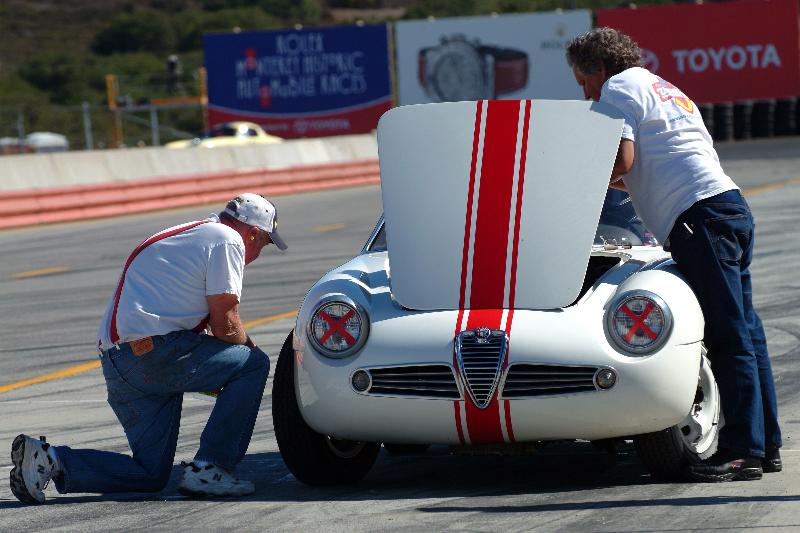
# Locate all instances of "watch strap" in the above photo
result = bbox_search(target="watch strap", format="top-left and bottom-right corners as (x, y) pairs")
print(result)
(479, 46), (528, 96)
(418, 43), (528, 98)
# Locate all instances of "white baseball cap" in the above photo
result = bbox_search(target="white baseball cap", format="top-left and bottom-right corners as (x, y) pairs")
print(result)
(223, 193), (288, 250)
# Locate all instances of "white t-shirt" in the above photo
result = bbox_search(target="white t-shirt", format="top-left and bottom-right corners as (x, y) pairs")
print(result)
(97, 214), (245, 350)
(600, 67), (738, 242)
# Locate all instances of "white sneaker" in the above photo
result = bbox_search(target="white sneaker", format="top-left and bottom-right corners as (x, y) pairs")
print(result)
(177, 461), (255, 497)
(10, 435), (58, 504)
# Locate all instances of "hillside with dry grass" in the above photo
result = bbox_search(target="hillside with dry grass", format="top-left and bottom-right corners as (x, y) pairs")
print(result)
(0, 0), (665, 148)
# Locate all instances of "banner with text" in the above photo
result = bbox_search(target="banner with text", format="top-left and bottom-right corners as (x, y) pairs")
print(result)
(597, 0), (800, 103)
(395, 10), (591, 105)
(204, 25), (392, 138)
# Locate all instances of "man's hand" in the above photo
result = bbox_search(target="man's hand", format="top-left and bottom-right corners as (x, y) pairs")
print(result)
(610, 179), (628, 192)
(207, 293), (249, 345)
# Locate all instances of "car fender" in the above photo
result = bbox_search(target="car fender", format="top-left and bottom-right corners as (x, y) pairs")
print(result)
(609, 264), (704, 348)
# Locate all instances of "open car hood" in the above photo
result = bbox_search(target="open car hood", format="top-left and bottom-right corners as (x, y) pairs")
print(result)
(378, 100), (623, 311)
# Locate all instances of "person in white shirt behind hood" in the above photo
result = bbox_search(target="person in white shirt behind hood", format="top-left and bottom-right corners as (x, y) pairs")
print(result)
(566, 28), (781, 482)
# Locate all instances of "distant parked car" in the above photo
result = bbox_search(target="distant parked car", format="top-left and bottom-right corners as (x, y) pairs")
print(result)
(165, 121), (282, 148)
(26, 132), (69, 153)
(0, 137), (30, 155)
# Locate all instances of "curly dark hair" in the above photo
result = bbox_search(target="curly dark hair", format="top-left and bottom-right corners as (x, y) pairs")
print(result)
(566, 27), (641, 76)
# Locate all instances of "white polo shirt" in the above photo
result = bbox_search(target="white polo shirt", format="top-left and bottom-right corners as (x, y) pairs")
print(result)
(600, 67), (738, 242)
(97, 214), (245, 350)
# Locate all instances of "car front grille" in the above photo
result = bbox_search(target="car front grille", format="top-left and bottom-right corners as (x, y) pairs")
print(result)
(501, 364), (599, 397)
(366, 365), (460, 399)
(456, 328), (507, 408)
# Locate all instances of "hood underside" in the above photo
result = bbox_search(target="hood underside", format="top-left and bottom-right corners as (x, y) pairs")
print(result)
(378, 99), (624, 311)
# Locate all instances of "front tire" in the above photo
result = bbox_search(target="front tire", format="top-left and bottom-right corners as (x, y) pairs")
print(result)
(272, 331), (380, 486)
(634, 351), (721, 480)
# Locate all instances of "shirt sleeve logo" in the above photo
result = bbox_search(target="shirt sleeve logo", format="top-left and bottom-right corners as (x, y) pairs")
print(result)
(652, 78), (695, 114)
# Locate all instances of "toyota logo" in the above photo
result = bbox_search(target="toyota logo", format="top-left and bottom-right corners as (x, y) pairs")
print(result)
(641, 48), (659, 73)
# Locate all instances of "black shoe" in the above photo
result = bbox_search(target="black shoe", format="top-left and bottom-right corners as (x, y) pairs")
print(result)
(762, 448), (782, 473)
(687, 449), (763, 482)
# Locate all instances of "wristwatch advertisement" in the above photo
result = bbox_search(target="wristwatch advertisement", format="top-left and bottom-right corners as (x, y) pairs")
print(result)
(418, 34), (529, 102)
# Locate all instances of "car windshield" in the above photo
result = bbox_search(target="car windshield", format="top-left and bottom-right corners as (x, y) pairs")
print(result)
(366, 190), (657, 253)
(208, 125), (239, 137)
(194, 124), (254, 139)
(596, 189), (658, 247)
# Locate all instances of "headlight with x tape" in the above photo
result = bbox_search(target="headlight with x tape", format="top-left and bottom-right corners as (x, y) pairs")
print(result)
(307, 294), (370, 358)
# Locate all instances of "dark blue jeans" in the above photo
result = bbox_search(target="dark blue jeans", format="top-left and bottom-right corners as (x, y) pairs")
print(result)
(53, 330), (269, 494)
(669, 189), (781, 458)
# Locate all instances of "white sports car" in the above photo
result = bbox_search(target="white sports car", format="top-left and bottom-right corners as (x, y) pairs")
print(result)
(272, 100), (720, 485)
(164, 121), (282, 148)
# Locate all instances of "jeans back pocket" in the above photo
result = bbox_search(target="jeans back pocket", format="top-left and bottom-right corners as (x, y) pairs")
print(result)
(705, 214), (750, 263)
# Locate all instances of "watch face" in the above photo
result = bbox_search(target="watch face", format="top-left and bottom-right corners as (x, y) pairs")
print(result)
(427, 41), (489, 102)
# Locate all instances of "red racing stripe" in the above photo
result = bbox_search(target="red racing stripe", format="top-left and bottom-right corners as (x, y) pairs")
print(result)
(454, 398), (466, 444)
(503, 309), (517, 443)
(501, 100), (532, 443)
(469, 100), (520, 309)
(458, 101), (483, 311)
(453, 101), (484, 445)
(453, 306), (467, 443)
(109, 220), (210, 344)
(462, 100), (522, 444)
(507, 100), (532, 314)
(464, 309), (505, 443)
(504, 399), (517, 442)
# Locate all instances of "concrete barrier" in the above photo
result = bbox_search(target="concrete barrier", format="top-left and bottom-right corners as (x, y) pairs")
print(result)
(0, 133), (381, 230)
(0, 133), (379, 191)
(0, 160), (380, 229)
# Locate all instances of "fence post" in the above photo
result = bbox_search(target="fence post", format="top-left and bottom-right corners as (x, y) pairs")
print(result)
(150, 106), (160, 146)
(16, 108), (25, 142)
(106, 74), (123, 148)
(82, 102), (94, 150)
(199, 67), (209, 131)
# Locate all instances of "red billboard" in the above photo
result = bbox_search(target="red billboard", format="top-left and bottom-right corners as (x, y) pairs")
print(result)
(597, 0), (800, 103)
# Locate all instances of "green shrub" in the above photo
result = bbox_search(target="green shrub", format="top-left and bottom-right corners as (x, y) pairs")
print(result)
(92, 11), (176, 55)
(18, 54), (90, 104)
(175, 8), (282, 51)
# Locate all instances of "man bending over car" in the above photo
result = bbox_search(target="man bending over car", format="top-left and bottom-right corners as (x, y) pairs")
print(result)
(566, 28), (781, 482)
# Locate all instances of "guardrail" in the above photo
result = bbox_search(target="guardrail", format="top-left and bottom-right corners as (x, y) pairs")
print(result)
(0, 159), (380, 230)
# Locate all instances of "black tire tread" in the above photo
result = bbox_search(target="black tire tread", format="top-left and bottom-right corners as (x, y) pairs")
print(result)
(634, 354), (720, 481)
(272, 331), (379, 486)
(633, 426), (687, 481)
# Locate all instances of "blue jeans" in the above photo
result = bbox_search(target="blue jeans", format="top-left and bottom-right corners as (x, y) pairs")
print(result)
(53, 330), (269, 494)
(669, 189), (781, 457)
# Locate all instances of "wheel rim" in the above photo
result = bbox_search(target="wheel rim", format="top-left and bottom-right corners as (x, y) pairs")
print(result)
(325, 436), (366, 459)
(677, 355), (720, 456)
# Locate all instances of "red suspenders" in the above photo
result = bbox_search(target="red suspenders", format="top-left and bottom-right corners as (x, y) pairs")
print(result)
(109, 220), (210, 344)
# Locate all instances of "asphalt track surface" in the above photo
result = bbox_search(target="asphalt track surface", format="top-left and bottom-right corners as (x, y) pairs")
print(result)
(1, 137), (799, 531)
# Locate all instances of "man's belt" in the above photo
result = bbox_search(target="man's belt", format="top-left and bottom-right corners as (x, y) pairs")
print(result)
(109, 319), (210, 356)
